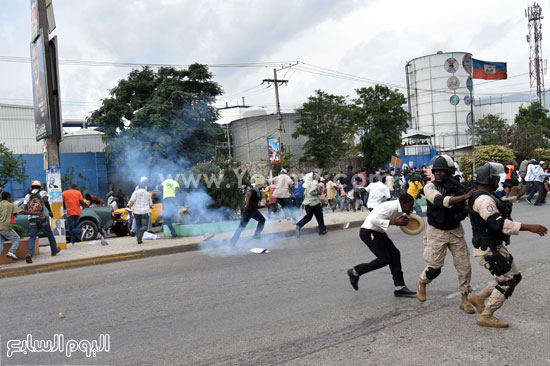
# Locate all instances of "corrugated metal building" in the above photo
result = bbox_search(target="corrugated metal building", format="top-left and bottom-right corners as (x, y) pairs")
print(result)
(0, 104), (108, 198)
(230, 113), (307, 162)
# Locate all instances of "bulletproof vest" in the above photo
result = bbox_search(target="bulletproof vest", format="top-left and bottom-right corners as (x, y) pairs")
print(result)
(426, 178), (468, 230)
(468, 191), (512, 250)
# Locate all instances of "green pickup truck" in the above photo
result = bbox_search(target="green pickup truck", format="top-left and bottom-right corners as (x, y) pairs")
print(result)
(13, 199), (114, 241)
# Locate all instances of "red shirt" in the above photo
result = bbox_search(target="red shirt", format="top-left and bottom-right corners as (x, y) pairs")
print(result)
(62, 189), (83, 216)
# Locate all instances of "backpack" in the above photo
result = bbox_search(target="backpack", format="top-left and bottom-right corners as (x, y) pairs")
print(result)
(28, 192), (44, 216)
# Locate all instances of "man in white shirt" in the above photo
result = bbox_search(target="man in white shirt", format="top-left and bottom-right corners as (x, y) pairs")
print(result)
(272, 169), (296, 221)
(347, 194), (417, 297)
(518, 159), (536, 198)
(365, 177), (391, 210)
(531, 161), (550, 205)
(128, 182), (153, 244)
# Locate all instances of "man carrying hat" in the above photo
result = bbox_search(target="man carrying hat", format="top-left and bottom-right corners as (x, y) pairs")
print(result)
(347, 193), (416, 297)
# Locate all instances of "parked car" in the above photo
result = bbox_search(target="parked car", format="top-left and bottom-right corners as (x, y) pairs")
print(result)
(13, 198), (114, 241)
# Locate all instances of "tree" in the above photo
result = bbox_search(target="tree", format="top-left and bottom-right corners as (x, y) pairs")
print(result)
(0, 142), (27, 188)
(292, 90), (354, 169)
(89, 64), (225, 176)
(508, 124), (548, 161)
(193, 156), (250, 211)
(459, 145), (515, 178)
(514, 102), (550, 138)
(468, 114), (511, 146)
(353, 85), (409, 169)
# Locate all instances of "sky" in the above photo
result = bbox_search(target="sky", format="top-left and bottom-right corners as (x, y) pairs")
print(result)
(0, 0), (547, 124)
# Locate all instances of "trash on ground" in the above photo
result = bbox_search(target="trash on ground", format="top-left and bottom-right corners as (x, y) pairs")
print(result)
(59, 312), (65, 318)
(343, 222), (350, 229)
(250, 248), (270, 254)
(203, 233), (215, 241)
(88, 240), (101, 245)
(143, 232), (158, 240)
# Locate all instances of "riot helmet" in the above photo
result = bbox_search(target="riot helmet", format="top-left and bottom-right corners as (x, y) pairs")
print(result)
(473, 162), (504, 189)
(429, 155), (456, 174)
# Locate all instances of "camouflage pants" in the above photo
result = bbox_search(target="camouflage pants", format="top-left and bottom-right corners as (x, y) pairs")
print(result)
(473, 245), (518, 316)
(419, 224), (472, 294)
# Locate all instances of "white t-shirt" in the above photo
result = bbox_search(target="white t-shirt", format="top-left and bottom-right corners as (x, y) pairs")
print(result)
(23, 189), (48, 219)
(273, 174), (293, 198)
(365, 182), (391, 209)
(361, 200), (403, 232)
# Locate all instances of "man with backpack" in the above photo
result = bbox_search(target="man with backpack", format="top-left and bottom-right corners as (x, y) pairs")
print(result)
(24, 180), (59, 263)
(0, 191), (42, 261)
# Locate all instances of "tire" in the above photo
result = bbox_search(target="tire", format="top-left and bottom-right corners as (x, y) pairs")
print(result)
(112, 222), (129, 237)
(77, 220), (98, 241)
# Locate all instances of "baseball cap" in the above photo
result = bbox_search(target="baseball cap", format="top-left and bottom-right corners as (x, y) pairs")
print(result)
(31, 180), (41, 187)
(531, 159), (537, 163)
(540, 161), (546, 165)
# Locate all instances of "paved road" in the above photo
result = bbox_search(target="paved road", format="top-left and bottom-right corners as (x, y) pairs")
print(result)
(1, 203), (549, 365)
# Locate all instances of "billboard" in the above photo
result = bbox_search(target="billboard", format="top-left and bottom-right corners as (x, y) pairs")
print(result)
(268, 138), (281, 164)
(30, 30), (51, 141)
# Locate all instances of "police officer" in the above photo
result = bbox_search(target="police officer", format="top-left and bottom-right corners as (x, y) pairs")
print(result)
(416, 155), (476, 314)
(468, 162), (547, 328)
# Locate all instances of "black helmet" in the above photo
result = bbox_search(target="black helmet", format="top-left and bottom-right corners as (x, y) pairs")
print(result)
(429, 155), (455, 174)
(473, 162), (504, 188)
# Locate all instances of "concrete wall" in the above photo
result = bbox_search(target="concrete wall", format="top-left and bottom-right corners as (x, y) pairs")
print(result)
(230, 113), (308, 162)
(2, 152), (109, 200)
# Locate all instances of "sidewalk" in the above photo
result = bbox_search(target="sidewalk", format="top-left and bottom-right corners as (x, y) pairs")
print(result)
(0, 208), (375, 279)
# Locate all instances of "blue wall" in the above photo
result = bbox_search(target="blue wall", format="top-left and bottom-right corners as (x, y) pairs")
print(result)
(3, 152), (109, 200)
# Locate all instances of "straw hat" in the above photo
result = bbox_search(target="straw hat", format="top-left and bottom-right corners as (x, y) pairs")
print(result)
(400, 214), (425, 235)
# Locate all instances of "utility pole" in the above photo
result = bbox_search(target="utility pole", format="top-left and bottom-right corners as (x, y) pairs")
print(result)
(262, 62), (298, 166)
(526, 2), (546, 106)
(32, 0), (66, 249)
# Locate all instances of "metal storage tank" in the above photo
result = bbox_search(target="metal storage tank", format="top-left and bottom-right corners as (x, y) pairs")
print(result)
(406, 51), (474, 150)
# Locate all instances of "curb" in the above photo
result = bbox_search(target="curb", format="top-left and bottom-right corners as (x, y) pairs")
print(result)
(0, 219), (366, 279)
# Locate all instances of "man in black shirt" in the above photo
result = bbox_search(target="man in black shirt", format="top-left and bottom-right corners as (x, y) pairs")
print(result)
(230, 186), (266, 245)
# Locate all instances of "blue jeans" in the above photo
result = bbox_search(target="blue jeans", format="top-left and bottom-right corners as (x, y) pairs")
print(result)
(295, 195), (304, 208)
(28, 217), (57, 255)
(66, 215), (84, 244)
(134, 213), (150, 242)
(131, 214), (153, 233)
(0, 229), (20, 254)
(277, 197), (297, 221)
(231, 209), (265, 245)
(163, 197), (178, 236)
(527, 183), (539, 202)
(413, 200), (422, 216)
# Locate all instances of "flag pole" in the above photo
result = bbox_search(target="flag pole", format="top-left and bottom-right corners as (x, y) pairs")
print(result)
(469, 55), (475, 176)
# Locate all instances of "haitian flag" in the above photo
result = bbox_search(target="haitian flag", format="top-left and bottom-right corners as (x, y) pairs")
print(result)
(472, 59), (507, 80)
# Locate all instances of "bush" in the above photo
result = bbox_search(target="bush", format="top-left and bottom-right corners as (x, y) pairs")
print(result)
(459, 145), (515, 179)
(532, 148), (550, 163)
(12, 224), (24, 238)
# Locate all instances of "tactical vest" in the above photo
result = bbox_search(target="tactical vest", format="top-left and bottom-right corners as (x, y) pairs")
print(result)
(426, 178), (468, 230)
(468, 191), (512, 250)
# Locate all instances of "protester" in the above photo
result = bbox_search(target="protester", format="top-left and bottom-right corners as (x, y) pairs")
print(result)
(26, 180), (59, 263)
(62, 184), (87, 246)
(384, 172), (395, 198)
(407, 174), (424, 216)
(230, 185), (265, 245)
(296, 172), (327, 236)
(518, 159), (536, 199)
(347, 194), (417, 297)
(266, 181), (279, 220)
(416, 155), (476, 314)
(531, 161), (550, 205)
(0, 191), (41, 261)
(365, 177), (391, 210)
(468, 162), (547, 328)
(326, 177), (339, 212)
(161, 177), (180, 238)
(84, 193), (105, 207)
(272, 169), (296, 221)
(342, 166), (355, 212)
(294, 178), (304, 210)
(130, 176), (153, 235)
(127, 181), (153, 244)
